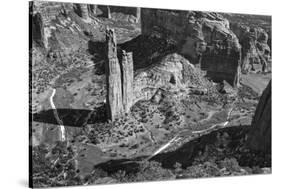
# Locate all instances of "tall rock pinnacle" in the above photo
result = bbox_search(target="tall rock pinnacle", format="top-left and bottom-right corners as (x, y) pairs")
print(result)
(105, 28), (124, 120)
(121, 50), (134, 113)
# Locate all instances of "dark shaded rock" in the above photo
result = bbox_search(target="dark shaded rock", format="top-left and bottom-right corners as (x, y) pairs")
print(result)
(246, 80), (271, 153)
(31, 12), (45, 47)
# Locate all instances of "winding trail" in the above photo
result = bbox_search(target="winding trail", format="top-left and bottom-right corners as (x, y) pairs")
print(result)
(50, 89), (66, 141)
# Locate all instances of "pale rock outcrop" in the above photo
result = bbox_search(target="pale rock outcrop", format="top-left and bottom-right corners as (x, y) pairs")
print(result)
(79, 4), (91, 22)
(133, 53), (209, 103)
(136, 7), (141, 23)
(121, 50), (134, 113)
(105, 29), (135, 120)
(107, 6), (112, 19)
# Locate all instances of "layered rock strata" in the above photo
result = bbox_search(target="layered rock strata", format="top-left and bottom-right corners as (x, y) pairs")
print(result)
(231, 24), (271, 73)
(141, 9), (242, 87)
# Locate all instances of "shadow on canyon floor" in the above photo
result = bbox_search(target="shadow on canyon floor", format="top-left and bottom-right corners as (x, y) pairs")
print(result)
(32, 105), (107, 127)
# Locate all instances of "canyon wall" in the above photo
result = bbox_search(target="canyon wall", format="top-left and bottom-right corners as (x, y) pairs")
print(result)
(141, 9), (241, 86)
(231, 24), (271, 73)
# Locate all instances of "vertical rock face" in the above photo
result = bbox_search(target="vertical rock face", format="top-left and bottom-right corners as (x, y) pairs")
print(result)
(105, 29), (124, 120)
(121, 50), (134, 113)
(31, 12), (45, 47)
(141, 9), (241, 87)
(92, 5), (97, 15)
(107, 6), (112, 19)
(80, 4), (90, 20)
(136, 7), (141, 23)
(231, 24), (271, 73)
(201, 38), (241, 87)
(32, 1), (65, 49)
(247, 80), (271, 153)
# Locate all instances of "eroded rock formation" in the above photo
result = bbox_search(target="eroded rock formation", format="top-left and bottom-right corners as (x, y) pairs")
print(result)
(105, 29), (124, 120)
(141, 9), (241, 87)
(79, 4), (90, 21)
(121, 51), (134, 113)
(231, 24), (271, 73)
(136, 7), (141, 23)
(246, 80), (271, 153)
(105, 29), (134, 120)
(133, 53), (211, 103)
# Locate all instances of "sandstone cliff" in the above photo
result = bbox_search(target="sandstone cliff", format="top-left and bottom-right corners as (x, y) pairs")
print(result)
(231, 24), (271, 73)
(141, 9), (241, 87)
(133, 53), (211, 103)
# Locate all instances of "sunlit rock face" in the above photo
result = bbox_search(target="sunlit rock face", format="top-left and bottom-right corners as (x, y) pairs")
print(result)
(121, 51), (134, 113)
(247, 80), (271, 153)
(133, 53), (208, 103)
(231, 23), (271, 73)
(105, 29), (124, 120)
(141, 9), (241, 87)
(105, 29), (135, 120)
